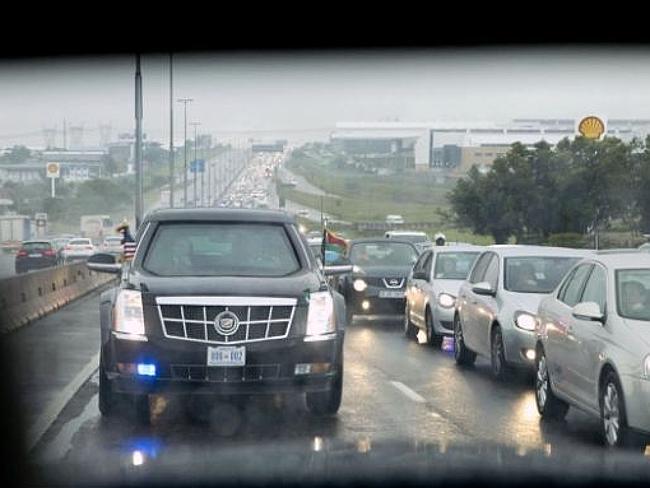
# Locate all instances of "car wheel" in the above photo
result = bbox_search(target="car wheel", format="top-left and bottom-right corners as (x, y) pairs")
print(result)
(98, 363), (117, 417)
(454, 314), (476, 366)
(306, 360), (343, 416)
(345, 301), (354, 327)
(600, 371), (645, 450)
(403, 303), (418, 340)
(425, 308), (443, 347)
(490, 326), (511, 381)
(535, 347), (569, 420)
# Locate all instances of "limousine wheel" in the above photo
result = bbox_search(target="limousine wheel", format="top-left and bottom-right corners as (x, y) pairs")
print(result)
(306, 359), (343, 416)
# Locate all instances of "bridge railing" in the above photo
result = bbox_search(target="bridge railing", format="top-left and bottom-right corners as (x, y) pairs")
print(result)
(0, 262), (117, 334)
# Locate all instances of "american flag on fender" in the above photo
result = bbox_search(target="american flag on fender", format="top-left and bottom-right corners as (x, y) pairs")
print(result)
(123, 241), (137, 261)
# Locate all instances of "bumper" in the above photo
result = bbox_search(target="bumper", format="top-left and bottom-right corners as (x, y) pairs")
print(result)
(620, 374), (650, 435)
(503, 326), (537, 369)
(432, 305), (455, 335)
(103, 332), (342, 396)
(348, 290), (405, 317)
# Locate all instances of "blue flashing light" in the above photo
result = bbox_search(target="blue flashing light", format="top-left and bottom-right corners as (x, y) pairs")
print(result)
(137, 363), (156, 377)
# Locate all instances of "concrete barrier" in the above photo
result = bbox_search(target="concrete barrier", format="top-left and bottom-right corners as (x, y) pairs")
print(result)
(0, 262), (117, 334)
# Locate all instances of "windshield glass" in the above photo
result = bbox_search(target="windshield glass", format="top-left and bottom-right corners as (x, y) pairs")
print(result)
(434, 252), (480, 280)
(391, 234), (428, 243)
(504, 256), (580, 293)
(68, 239), (91, 246)
(616, 269), (650, 321)
(349, 242), (417, 267)
(143, 223), (301, 277)
(22, 242), (51, 251)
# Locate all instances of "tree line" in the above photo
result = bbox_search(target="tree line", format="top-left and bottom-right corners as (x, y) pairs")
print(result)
(448, 136), (650, 245)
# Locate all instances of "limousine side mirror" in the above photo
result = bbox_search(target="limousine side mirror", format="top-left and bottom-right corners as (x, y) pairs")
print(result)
(572, 302), (604, 323)
(472, 281), (496, 296)
(86, 252), (122, 274)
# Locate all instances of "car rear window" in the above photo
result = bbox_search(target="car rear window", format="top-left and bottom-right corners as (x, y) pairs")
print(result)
(69, 239), (91, 245)
(22, 242), (51, 252)
(142, 223), (301, 277)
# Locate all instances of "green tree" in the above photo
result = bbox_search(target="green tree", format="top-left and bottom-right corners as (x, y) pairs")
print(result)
(0, 145), (31, 164)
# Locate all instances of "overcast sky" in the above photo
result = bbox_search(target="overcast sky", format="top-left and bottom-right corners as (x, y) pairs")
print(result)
(1, 47), (650, 147)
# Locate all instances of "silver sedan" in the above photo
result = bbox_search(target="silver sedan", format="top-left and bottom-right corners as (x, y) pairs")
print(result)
(535, 251), (650, 449)
(405, 245), (483, 345)
(454, 245), (591, 380)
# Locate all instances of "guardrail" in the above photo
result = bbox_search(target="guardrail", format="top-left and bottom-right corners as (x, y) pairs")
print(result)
(355, 222), (439, 231)
(0, 262), (117, 334)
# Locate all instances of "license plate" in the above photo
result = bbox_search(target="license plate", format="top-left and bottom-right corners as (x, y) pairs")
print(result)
(29, 253), (42, 258)
(379, 290), (404, 299)
(207, 346), (246, 367)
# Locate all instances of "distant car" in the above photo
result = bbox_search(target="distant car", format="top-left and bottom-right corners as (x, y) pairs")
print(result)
(404, 245), (483, 345)
(62, 238), (96, 263)
(535, 251), (650, 448)
(15, 240), (58, 273)
(385, 214), (405, 225)
(49, 236), (73, 264)
(101, 236), (124, 254)
(454, 245), (593, 380)
(337, 239), (419, 324)
(385, 231), (432, 253)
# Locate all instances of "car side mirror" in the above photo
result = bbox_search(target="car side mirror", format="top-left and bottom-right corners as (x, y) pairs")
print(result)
(86, 252), (122, 274)
(472, 281), (496, 296)
(572, 302), (604, 323)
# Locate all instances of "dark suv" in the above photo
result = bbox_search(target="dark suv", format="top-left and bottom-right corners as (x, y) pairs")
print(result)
(87, 208), (350, 423)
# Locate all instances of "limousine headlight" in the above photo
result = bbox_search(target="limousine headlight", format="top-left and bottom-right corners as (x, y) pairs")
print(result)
(306, 291), (335, 337)
(113, 289), (146, 339)
(514, 311), (537, 332)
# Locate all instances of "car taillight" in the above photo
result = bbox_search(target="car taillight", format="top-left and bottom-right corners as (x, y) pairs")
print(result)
(85, 246), (93, 250)
(64, 245), (72, 250)
(43, 249), (56, 256)
(17, 250), (28, 257)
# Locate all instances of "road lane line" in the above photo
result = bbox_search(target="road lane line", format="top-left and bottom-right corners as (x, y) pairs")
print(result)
(389, 380), (426, 403)
(27, 351), (100, 452)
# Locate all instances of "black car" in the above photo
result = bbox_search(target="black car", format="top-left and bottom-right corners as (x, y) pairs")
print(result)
(86, 208), (351, 423)
(336, 238), (419, 324)
(14, 240), (58, 274)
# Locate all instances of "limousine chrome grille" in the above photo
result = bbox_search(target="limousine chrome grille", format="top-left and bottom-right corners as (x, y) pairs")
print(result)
(155, 296), (297, 345)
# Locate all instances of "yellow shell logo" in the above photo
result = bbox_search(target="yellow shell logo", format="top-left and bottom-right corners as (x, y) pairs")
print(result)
(578, 116), (605, 140)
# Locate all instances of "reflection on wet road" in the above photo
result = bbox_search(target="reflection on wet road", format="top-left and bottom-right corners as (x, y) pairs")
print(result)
(29, 319), (648, 484)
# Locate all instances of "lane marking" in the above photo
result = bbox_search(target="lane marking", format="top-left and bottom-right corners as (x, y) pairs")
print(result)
(389, 380), (426, 403)
(27, 351), (100, 452)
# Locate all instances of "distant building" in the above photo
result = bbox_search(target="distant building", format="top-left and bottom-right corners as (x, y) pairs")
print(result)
(41, 150), (106, 181)
(330, 118), (650, 175)
(0, 162), (44, 183)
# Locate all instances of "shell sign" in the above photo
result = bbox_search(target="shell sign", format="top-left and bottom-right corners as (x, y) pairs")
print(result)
(45, 162), (60, 178)
(577, 116), (606, 140)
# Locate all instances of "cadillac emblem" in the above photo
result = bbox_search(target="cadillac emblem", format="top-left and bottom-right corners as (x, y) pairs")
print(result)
(214, 310), (239, 336)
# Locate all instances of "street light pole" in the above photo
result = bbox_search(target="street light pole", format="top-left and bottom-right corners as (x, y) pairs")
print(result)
(168, 53), (174, 208)
(190, 122), (201, 206)
(177, 97), (193, 207)
(134, 54), (144, 229)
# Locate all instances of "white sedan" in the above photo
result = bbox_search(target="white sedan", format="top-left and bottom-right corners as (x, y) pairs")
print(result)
(62, 238), (96, 263)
